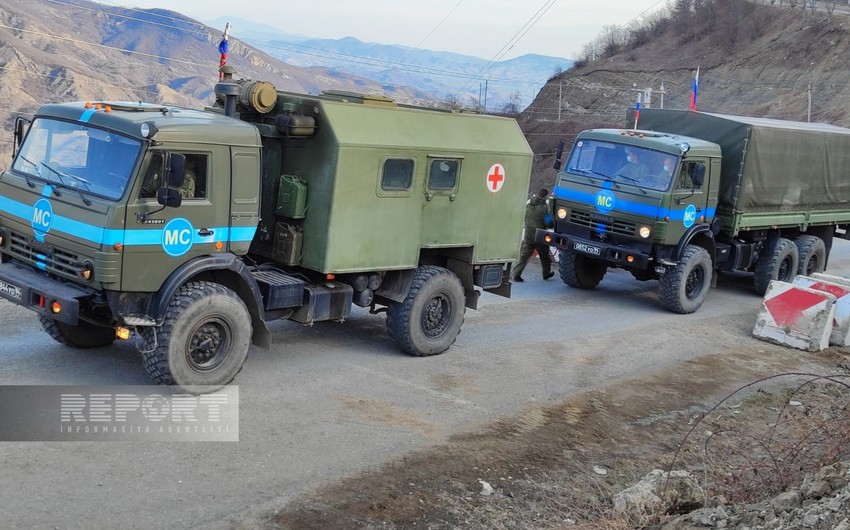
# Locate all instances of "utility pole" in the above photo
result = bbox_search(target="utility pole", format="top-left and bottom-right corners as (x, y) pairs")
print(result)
(558, 82), (563, 122)
(631, 83), (667, 109)
(807, 83), (812, 122)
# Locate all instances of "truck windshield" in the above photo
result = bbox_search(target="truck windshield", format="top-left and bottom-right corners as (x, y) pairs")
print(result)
(565, 139), (676, 192)
(11, 118), (141, 201)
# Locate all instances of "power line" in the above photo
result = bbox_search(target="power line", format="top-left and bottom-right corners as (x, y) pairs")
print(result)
(0, 23), (210, 68)
(45, 0), (208, 35)
(399, 0), (465, 65)
(457, 0), (559, 95)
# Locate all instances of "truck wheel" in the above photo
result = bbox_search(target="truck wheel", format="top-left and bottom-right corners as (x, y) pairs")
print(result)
(140, 281), (252, 391)
(39, 316), (115, 348)
(387, 266), (465, 356)
(559, 248), (606, 289)
(795, 235), (826, 276)
(753, 237), (799, 295)
(658, 244), (712, 314)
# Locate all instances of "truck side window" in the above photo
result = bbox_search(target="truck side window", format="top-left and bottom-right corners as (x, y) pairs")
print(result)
(381, 158), (414, 191)
(428, 158), (460, 190)
(140, 152), (209, 199)
(140, 152), (165, 198)
(182, 153), (208, 200)
(679, 161), (705, 190)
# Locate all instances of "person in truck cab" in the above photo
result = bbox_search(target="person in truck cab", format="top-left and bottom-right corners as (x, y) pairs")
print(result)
(616, 148), (650, 180)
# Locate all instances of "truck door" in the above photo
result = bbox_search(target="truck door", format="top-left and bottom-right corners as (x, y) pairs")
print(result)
(421, 156), (463, 246)
(123, 147), (231, 291)
(672, 160), (710, 231)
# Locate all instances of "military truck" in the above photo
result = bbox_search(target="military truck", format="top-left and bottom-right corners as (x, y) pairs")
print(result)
(536, 109), (850, 313)
(0, 73), (532, 389)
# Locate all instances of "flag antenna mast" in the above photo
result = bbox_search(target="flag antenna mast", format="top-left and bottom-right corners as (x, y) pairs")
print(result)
(218, 22), (232, 79)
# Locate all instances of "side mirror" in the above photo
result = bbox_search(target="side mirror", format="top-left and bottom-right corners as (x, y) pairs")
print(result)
(166, 153), (186, 188)
(553, 138), (566, 171)
(13, 117), (30, 159)
(692, 164), (706, 188)
(157, 187), (183, 208)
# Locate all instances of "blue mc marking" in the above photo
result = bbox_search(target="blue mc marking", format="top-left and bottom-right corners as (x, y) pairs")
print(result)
(594, 189), (616, 213)
(683, 204), (698, 228)
(162, 218), (195, 257)
(31, 198), (53, 241)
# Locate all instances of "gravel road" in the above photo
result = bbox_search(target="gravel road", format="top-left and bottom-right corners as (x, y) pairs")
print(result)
(2, 241), (850, 529)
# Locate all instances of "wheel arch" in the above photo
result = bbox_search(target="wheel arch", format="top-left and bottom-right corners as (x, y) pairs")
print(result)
(675, 224), (716, 266)
(151, 254), (271, 349)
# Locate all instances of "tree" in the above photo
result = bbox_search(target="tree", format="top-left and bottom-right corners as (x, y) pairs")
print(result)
(499, 91), (522, 115)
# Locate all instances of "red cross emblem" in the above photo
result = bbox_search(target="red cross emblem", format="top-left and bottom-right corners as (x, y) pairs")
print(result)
(487, 163), (506, 192)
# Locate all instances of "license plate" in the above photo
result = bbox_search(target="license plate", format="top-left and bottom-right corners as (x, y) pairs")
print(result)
(574, 242), (601, 256)
(0, 279), (22, 300)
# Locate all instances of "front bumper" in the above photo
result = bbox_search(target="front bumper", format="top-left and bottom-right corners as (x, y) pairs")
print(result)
(0, 262), (95, 325)
(535, 229), (652, 269)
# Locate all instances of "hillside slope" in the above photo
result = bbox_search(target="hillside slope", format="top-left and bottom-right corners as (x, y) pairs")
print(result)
(0, 0), (421, 164)
(521, 1), (850, 191)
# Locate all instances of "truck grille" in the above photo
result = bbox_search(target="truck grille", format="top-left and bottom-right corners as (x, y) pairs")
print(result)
(570, 209), (636, 237)
(9, 231), (82, 278)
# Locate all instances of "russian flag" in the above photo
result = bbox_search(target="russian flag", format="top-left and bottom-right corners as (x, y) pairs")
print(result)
(689, 67), (700, 111)
(634, 100), (640, 129)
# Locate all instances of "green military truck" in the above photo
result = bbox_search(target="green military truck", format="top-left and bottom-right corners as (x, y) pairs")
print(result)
(537, 109), (850, 313)
(0, 73), (532, 389)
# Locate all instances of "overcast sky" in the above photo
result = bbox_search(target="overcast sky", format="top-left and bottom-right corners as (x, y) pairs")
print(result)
(100, 0), (667, 60)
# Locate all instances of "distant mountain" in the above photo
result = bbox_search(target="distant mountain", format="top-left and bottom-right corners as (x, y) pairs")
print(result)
(0, 0), (432, 164)
(200, 18), (572, 110)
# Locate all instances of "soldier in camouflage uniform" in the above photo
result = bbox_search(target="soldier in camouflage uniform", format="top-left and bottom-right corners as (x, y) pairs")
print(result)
(513, 188), (554, 282)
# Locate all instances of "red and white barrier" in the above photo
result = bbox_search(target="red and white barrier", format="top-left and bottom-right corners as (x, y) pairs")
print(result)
(752, 280), (836, 352)
(793, 274), (850, 346)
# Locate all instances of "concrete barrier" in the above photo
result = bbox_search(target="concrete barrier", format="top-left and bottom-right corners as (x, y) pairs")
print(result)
(793, 274), (850, 346)
(752, 280), (836, 352)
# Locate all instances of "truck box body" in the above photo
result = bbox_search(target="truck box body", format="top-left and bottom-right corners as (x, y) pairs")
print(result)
(636, 109), (850, 235)
(254, 91), (532, 274)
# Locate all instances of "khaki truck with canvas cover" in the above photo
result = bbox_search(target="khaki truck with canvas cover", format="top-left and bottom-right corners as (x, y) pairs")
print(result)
(0, 73), (531, 389)
(537, 109), (850, 313)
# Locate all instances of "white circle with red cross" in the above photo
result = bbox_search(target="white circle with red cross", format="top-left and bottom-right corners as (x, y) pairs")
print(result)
(486, 163), (506, 192)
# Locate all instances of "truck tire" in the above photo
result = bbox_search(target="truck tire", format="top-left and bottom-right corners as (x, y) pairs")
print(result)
(658, 244), (712, 314)
(559, 248), (606, 289)
(39, 315), (115, 348)
(795, 235), (826, 276)
(140, 281), (252, 391)
(753, 237), (799, 295)
(387, 266), (465, 356)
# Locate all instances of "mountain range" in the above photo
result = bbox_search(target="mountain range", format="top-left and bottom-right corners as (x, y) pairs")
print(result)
(203, 15), (572, 112)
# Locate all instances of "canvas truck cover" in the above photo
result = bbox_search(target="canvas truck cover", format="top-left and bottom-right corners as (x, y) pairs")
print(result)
(635, 109), (850, 215)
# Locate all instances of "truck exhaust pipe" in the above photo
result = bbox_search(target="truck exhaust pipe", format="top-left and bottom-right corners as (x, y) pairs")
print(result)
(214, 81), (240, 117)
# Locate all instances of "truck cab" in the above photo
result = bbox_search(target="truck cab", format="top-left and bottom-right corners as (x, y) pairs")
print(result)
(539, 129), (722, 313)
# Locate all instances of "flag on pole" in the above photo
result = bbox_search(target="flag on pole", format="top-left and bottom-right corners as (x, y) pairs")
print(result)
(634, 100), (641, 129)
(218, 22), (232, 79)
(689, 67), (700, 111)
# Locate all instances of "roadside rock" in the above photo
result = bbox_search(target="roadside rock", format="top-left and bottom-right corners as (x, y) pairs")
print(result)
(659, 461), (850, 529)
(614, 469), (703, 522)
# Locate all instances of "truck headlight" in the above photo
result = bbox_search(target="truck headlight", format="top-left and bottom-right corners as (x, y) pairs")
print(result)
(556, 207), (568, 220)
(639, 225), (651, 239)
(80, 261), (95, 282)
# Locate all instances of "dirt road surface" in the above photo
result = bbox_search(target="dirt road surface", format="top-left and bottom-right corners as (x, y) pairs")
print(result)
(1, 242), (849, 528)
